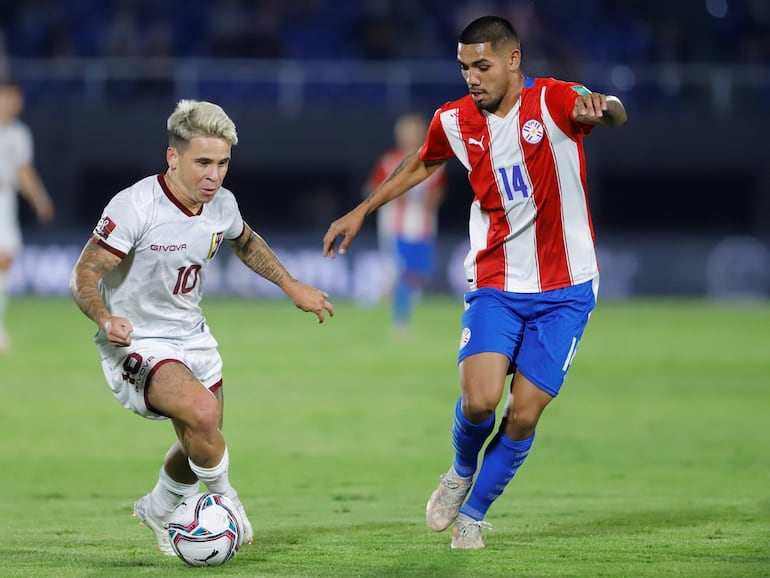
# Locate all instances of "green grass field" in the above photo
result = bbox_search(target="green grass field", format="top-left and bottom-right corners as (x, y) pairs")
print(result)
(1, 296), (768, 577)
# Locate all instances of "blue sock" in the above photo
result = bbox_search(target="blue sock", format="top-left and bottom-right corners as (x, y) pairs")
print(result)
(393, 280), (412, 324)
(460, 431), (535, 521)
(451, 397), (495, 478)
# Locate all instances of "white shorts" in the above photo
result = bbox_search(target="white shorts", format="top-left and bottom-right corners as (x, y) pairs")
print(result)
(97, 329), (223, 420)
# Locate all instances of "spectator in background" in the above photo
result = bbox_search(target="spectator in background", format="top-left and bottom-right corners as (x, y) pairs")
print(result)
(208, 0), (283, 58)
(364, 113), (446, 334)
(0, 79), (54, 353)
(0, 0), (765, 69)
(103, 7), (141, 57)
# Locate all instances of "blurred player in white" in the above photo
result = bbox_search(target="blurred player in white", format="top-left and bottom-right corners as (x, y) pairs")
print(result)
(0, 79), (54, 353)
(365, 114), (446, 333)
(324, 16), (626, 548)
(70, 100), (333, 555)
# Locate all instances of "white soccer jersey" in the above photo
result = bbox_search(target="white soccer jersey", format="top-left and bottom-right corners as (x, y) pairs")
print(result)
(421, 77), (598, 293)
(90, 174), (244, 341)
(0, 120), (33, 252)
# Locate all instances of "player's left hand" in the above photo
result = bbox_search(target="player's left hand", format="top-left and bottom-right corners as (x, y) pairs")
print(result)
(573, 92), (608, 121)
(284, 280), (334, 323)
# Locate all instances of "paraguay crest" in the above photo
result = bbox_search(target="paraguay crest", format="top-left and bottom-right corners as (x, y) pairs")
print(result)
(459, 327), (471, 350)
(521, 119), (544, 144)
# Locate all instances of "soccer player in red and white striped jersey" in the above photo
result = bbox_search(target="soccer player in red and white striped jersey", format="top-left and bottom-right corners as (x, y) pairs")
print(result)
(323, 15), (627, 549)
(365, 113), (446, 333)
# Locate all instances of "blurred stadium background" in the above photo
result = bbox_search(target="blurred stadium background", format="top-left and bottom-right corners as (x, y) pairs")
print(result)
(3, 0), (769, 302)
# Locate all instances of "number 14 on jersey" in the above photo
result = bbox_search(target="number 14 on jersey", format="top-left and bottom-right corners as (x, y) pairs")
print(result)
(498, 165), (530, 201)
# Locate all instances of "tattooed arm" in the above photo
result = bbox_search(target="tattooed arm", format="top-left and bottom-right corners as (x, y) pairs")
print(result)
(228, 224), (334, 323)
(323, 153), (445, 258)
(70, 242), (134, 346)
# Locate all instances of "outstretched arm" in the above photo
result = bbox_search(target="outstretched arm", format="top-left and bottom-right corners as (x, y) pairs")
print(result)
(70, 242), (133, 346)
(228, 224), (334, 323)
(573, 93), (628, 127)
(17, 163), (54, 222)
(323, 153), (444, 258)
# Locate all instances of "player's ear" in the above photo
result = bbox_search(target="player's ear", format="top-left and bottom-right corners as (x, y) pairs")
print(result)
(509, 48), (521, 71)
(166, 146), (178, 170)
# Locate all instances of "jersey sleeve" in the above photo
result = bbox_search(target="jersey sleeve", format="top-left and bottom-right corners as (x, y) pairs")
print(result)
(224, 209), (244, 240)
(419, 107), (455, 162)
(90, 190), (145, 258)
(545, 81), (595, 138)
(222, 190), (245, 240)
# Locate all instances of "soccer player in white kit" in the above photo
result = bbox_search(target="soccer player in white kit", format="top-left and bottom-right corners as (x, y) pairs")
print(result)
(0, 80), (54, 353)
(70, 100), (334, 555)
(323, 16), (627, 549)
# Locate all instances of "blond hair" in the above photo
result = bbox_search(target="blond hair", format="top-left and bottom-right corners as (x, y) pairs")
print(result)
(167, 99), (238, 149)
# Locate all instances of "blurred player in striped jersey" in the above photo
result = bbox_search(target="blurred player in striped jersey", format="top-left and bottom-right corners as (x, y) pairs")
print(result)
(324, 15), (627, 549)
(71, 99), (333, 555)
(364, 113), (446, 334)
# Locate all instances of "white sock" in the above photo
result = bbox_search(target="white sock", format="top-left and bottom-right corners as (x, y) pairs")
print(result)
(150, 467), (200, 515)
(188, 447), (234, 496)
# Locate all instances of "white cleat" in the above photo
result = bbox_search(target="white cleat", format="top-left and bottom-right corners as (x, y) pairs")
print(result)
(425, 467), (474, 532)
(225, 490), (254, 545)
(451, 513), (491, 549)
(132, 494), (175, 556)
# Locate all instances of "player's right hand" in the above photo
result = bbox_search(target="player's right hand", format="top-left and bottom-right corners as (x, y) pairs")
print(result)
(34, 194), (55, 223)
(322, 207), (366, 258)
(102, 316), (133, 347)
(283, 279), (335, 324)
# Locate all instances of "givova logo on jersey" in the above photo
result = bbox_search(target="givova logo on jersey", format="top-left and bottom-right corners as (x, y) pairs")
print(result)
(121, 352), (153, 389)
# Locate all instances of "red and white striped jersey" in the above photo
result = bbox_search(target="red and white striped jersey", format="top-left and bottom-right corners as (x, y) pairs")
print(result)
(420, 77), (598, 293)
(367, 149), (447, 243)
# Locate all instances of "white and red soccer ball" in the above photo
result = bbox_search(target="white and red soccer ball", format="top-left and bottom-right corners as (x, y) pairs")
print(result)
(167, 492), (242, 567)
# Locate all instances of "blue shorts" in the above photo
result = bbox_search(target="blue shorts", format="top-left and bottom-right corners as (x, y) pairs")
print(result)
(395, 238), (435, 277)
(457, 279), (598, 397)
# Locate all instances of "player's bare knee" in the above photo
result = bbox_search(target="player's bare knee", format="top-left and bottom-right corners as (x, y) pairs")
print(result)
(182, 399), (221, 436)
(508, 407), (541, 432)
(460, 391), (497, 422)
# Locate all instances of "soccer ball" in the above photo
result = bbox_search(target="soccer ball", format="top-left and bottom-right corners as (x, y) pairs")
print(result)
(167, 492), (242, 566)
